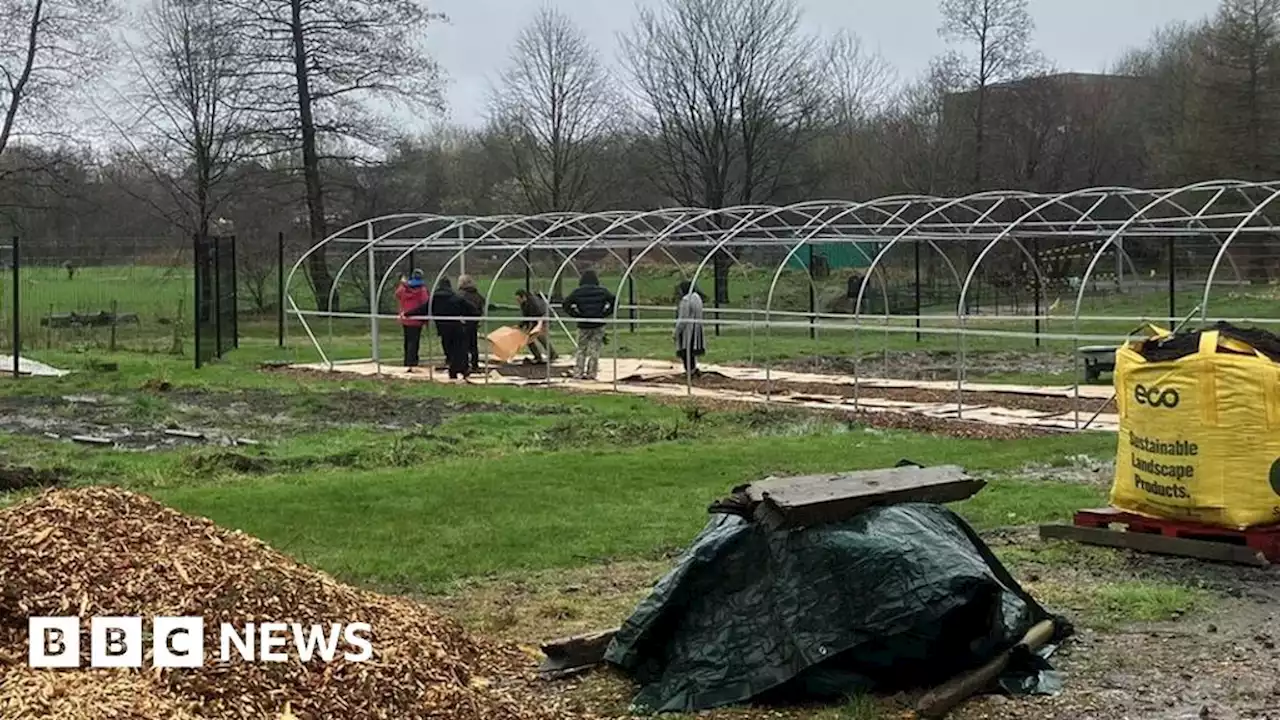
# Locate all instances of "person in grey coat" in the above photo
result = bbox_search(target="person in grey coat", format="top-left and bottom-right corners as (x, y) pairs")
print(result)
(674, 280), (705, 375)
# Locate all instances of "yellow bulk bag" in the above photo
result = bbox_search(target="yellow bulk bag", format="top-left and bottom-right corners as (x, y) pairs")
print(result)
(1111, 327), (1280, 529)
(487, 326), (529, 363)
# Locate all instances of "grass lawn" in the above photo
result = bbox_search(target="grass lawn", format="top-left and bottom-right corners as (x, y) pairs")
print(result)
(1, 347), (1113, 595)
(7, 262), (1280, 367)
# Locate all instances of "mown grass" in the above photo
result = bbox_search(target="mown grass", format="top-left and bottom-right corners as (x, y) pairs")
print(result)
(150, 429), (1111, 591)
(8, 262), (1280, 369)
(0, 348), (1114, 594)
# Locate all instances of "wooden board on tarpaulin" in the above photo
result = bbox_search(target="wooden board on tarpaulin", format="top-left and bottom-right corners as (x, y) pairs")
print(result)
(745, 464), (985, 530)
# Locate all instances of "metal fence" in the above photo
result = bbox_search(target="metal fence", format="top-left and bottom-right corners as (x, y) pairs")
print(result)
(194, 234), (239, 368)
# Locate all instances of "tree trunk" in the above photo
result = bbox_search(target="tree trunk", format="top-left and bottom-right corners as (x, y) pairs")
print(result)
(973, 86), (986, 189)
(0, 0), (43, 159)
(290, 0), (335, 311)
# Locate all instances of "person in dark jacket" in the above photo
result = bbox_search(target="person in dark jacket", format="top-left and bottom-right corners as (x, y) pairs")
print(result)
(515, 289), (556, 364)
(404, 278), (477, 380)
(562, 270), (616, 380)
(457, 274), (486, 373)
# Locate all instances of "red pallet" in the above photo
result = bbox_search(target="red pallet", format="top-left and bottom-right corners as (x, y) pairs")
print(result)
(1072, 507), (1280, 563)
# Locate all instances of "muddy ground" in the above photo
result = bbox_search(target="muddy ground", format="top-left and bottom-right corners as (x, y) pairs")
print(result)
(0, 388), (533, 451)
(432, 475), (1280, 720)
(638, 393), (1058, 441)
(774, 350), (1083, 382)
(642, 373), (1117, 417)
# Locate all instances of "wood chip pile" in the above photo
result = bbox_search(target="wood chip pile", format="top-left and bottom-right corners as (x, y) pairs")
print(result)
(0, 487), (586, 720)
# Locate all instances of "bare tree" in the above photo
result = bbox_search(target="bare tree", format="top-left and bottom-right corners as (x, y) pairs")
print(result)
(1115, 21), (1212, 184)
(936, 0), (1042, 188)
(1200, 0), (1280, 177)
(812, 30), (897, 197)
(0, 0), (116, 158)
(620, 0), (825, 209)
(878, 69), (967, 195)
(487, 6), (619, 214)
(825, 31), (897, 125)
(226, 0), (445, 309)
(115, 0), (261, 242)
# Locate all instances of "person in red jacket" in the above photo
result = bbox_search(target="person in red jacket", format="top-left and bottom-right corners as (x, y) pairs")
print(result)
(394, 269), (430, 372)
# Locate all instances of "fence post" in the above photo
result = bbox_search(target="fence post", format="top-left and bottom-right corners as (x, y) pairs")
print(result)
(109, 299), (118, 352)
(627, 246), (636, 333)
(277, 231), (285, 347)
(213, 236), (223, 359)
(807, 245), (816, 340)
(231, 235), (239, 349)
(914, 239), (922, 343)
(1032, 237), (1041, 348)
(11, 237), (19, 379)
(193, 233), (201, 369)
(367, 225), (379, 365)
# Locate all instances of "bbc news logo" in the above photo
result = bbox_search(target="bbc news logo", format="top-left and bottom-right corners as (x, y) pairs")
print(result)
(28, 617), (373, 668)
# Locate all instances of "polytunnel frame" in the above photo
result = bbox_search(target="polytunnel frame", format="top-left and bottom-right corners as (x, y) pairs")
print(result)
(950, 183), (1256, 420)
(285, 212), (455, 364)
(346, 208), (759, 380)
(374, 212), (613, 378)
(283, 183), (1280, 434)
(615, 200), (875, 392)
(427, 211), (669, 384)
(952, 186), (1155, 419)
(1070, 179), (1280, 429)
(695, 195), (944, 399)
(752, 193), (957, 399)
(596, 200), (896, 392)
(334, 215), (509, 362)
(535, 203), (814, 381)
(762, 195), (976, 404)
(848, 190), (1069, 414)
(287, 210), (690, 372)
(478, 207), (767, 385)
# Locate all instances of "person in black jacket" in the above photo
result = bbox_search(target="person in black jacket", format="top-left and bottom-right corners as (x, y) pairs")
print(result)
(457, 274), (486, 373)
(403, 278), (477, 380)
(562, 270), (616, 380)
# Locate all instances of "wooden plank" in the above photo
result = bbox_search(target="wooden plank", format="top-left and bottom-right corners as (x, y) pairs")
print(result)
(71, 435), (113, 446)
(163, 429), (205, 439)
(746, 465), (985, 530)
(1039, 524), (1268, 566)
(537, 628), (619, 680)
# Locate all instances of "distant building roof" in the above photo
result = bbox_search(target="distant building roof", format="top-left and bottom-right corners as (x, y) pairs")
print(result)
(950, 71), (1145, 96)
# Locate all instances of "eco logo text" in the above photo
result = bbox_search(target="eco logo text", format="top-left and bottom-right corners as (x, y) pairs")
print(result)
(1134, 384), (1180, 409)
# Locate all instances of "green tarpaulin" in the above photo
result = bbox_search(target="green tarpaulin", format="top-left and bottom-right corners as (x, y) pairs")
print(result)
(604, 503), (1070, 714)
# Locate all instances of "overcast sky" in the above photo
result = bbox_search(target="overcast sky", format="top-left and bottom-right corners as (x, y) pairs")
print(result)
(429, 0), (1218, 127)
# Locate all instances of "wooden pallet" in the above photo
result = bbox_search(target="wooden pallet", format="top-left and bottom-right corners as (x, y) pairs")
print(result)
(1039, 507), (1280, 566)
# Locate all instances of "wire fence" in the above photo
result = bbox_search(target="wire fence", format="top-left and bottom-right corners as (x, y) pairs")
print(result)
(4, 189), (1280, 379)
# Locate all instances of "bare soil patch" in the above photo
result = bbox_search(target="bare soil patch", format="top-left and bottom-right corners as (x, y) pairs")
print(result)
(638, 394), (1057, 440)
(644, 373), (1117, 416)
(0, 465), (66, 492)
(775, 350), (1079, 382)
(0, 388), (529, 451)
